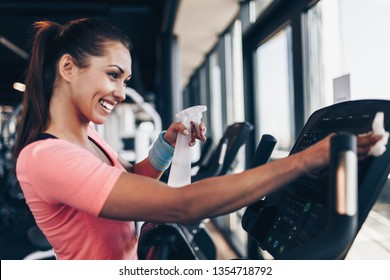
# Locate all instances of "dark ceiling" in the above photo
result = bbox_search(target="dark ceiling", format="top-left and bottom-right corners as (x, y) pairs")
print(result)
(0, 0), (170, 106)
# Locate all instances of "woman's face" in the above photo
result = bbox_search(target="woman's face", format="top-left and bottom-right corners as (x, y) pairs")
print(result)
(70, 42), (132, 125)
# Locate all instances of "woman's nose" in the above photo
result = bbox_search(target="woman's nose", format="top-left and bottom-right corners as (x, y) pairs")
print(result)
(113, 85), (126, 103)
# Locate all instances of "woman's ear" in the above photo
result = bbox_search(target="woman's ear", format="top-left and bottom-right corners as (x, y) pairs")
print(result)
(57, 54), (76, 83)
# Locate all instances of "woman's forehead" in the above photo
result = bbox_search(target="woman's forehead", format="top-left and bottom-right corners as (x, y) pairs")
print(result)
(93, 42), (132, 72)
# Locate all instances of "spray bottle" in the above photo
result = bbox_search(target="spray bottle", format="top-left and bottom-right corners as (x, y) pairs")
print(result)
(168, 105), (207, 187)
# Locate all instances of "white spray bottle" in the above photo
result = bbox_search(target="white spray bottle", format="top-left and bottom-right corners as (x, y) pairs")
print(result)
(168, 105), (207, 187)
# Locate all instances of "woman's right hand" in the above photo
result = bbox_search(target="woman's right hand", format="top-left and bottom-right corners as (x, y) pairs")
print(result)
(299, 132), (383, 174)
(356, 132), (383, 160)
(299, 134), (332, 174)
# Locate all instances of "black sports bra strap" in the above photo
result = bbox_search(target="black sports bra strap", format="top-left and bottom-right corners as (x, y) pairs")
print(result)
(34, 132), (58, 142)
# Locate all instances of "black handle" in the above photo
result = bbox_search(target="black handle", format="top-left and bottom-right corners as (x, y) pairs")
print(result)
(250, 134), (277, 168)
(242, 134), (277, 243)
(138, 223), (197, 260)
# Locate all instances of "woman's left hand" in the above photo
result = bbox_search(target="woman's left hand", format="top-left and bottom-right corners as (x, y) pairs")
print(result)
(164, 121), (207, 147)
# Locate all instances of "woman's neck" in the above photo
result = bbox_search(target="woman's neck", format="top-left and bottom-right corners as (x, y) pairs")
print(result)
(46, 89), (90, 145)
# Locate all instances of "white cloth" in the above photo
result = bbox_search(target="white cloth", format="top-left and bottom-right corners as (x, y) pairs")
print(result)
(368, 112), (389, 157)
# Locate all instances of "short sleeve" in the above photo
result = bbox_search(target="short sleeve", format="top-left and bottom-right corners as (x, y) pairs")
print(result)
(17, 139), (124, 216)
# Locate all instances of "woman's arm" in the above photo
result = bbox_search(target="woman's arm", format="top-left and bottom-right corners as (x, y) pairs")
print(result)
(118, 121), (206, 179)
(103, 133), (380, 224)
(100, 133), (330, 223)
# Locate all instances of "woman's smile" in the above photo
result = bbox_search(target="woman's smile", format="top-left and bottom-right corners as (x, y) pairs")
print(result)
(99, 98), (115, 113)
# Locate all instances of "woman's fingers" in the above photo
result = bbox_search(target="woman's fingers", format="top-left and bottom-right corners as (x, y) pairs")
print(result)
(164, 122), (187, 147)
(189, 122), (207, 146)
(164, 121), (207, 147)
(357, 133), (382, 160)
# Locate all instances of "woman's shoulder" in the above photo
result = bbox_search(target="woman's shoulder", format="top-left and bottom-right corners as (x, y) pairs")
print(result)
(18, 135), (81, 164)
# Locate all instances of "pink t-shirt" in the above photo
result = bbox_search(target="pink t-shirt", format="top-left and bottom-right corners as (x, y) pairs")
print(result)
(16, 126), (138, 260)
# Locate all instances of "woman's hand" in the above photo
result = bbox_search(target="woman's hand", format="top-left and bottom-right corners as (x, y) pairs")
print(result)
(356, 132), (383, 160)
(299, 134), (332, 174)
(299, 132), (383, 174)
(163, 121), (207, 147)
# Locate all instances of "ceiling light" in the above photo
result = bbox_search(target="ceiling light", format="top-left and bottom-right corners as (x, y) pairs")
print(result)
(13, 82), (26, 92)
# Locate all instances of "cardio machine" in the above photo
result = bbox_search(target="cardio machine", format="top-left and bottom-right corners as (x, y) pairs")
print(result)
(138, 99), (390, 260)
(242, 99), (390, 259)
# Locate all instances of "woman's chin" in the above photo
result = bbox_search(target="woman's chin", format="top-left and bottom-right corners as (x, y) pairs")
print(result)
(90, 116), (108, 125)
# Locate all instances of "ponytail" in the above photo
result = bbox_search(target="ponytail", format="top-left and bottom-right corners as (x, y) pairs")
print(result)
(14, 21), (61, 158)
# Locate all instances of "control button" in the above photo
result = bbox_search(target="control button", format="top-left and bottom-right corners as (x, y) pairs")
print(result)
(303, 202), (311, 212)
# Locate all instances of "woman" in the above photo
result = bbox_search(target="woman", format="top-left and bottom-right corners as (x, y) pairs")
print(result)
(14, 18), (380, 260)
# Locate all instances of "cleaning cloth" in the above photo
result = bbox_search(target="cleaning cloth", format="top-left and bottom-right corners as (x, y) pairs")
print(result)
(368, 112), (389, 157)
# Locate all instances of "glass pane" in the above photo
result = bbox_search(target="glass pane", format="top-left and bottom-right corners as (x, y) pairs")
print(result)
(231, 20), (246, 123)
(305, 0), (390, 117)
(209, 52), (224, 142)
(255, 27), (294, 152)
(199, 67), (211, 131)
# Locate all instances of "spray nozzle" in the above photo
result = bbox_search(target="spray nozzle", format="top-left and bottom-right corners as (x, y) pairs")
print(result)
(176, 105), (207, 128)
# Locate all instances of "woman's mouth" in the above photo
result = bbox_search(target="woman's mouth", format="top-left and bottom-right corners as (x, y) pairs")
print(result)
(99, 99), (114, 112)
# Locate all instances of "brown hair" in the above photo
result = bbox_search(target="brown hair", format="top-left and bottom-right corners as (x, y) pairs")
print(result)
(14, 18), (131, 157)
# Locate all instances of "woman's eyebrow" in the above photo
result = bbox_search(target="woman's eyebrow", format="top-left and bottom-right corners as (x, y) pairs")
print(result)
(108, 65), (131, 79)
(108, 65), (125, 74)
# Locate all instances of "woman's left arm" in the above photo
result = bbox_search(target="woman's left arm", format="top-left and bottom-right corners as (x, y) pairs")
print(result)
(118, 121), (206, 179)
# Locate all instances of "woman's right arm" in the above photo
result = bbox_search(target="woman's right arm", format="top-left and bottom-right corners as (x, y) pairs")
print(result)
(99, 132), (380, 224)
(99, 134), (331, 224)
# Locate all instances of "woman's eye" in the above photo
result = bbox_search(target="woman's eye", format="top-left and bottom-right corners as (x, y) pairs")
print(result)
(108, 72), (119, 79)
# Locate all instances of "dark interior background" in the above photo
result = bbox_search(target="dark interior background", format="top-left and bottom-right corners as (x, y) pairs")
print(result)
(0, 0), (171, 106)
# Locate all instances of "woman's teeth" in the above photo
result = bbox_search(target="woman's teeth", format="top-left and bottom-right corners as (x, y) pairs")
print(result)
(99, 100), (114, 111)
